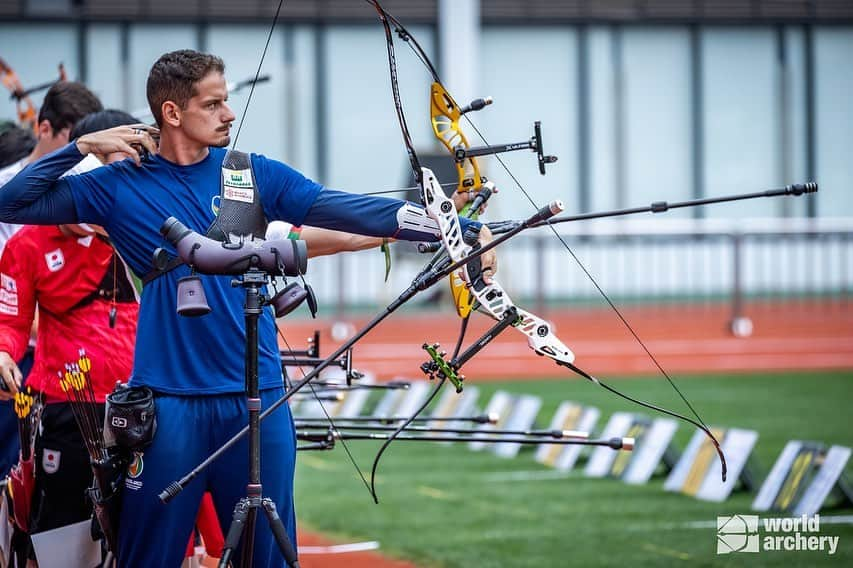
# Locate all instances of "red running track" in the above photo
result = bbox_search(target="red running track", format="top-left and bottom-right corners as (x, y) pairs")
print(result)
(279, 300), (853, 381)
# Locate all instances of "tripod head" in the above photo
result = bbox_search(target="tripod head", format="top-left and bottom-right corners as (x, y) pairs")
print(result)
(159, 217), (311, 317)
(160, 217), (307, 277)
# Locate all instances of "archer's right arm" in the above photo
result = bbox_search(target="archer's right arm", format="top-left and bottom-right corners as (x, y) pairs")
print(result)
(0, 143), (81, 225)
(0, 125), (157, 226)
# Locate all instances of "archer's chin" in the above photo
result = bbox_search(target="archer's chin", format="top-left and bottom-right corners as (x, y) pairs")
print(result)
(214, 136), (231, 148)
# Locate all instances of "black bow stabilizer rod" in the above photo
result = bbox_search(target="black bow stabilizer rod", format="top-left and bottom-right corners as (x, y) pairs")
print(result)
(488, 183), (819, 234)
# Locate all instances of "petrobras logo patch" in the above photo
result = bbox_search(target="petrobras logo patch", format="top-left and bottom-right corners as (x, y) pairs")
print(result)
(44, 249), (64, 272)
(223, 168), (253, 189)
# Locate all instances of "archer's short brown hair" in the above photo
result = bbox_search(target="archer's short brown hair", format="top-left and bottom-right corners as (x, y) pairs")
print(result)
(38, 81), (103, 135)
(146, 50), (225, 127)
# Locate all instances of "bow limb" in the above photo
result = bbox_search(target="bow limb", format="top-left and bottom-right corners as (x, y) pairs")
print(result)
(429, 82), (485, 201)
(378, 0), (727, 481)
(0, 57), (38, 131)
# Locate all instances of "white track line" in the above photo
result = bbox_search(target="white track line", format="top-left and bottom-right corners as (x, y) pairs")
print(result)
(299, 541), (381, 554)
(680, 515), (853, 529)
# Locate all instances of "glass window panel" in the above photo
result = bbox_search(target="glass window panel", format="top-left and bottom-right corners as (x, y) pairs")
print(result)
(85, 24), (123, 112)
(480, 26), (578, 220)
(588, 26), (618, 213)
(782, 26), (808, 217)
(623, 27), (692, 215)
(322, 25), (435, 193)
(206, 23), (286, 161)
(127, 25), (197, 117)
(702, 27), (779, 219)
(815, 27), (853, 217)
(287, 26), (320, 179)
(0, 24), (78, 121)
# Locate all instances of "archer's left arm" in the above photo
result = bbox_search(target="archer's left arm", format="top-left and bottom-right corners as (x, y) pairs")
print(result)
(256, 155), (482, 242)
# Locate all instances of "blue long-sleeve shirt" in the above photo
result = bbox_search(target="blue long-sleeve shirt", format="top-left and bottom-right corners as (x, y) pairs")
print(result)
(0, 143), (474, 394)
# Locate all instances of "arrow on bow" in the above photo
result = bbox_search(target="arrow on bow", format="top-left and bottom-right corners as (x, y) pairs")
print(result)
(160, 0), (818, 509)
(362, 0), (813, 503)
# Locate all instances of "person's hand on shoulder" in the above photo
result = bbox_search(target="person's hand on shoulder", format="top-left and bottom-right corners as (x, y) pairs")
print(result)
(76, 123), (159, 167)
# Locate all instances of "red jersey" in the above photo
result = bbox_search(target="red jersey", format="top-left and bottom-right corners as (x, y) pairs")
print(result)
(0, 226), (138, 402)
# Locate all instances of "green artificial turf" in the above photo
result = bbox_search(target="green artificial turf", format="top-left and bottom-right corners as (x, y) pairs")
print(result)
(294, 371), (853, 567)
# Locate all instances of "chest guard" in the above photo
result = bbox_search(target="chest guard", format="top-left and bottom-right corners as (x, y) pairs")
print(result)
(206, 150), (267, 242)
(143, 149), (268, 284)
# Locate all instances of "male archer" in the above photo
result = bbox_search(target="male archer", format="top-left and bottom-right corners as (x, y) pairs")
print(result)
(0, 49), (496, 567)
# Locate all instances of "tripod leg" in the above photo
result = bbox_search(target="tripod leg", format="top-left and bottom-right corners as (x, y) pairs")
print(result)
(261, 498), (299, 568)
(219, 498), (251, 568)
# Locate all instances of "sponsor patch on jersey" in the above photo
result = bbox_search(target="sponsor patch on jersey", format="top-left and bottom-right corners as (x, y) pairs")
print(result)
(1, 273), (16, 292)
(125, 453), (144, 491)
(44, 249), (65, 272)
(223, 185), (254, 204)
(127, 453), (143, 478)
(223, 168), (253, 189)
(42, 449), (61, 474)
(0, 273), (18, 315)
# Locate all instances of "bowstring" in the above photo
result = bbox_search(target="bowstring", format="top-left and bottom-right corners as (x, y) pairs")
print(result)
(277, 325), (373, 494)
(231, 0), (285, 150)
(384, 5), (725, 475)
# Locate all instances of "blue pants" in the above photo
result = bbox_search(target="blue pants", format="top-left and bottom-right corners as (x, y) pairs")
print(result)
(117, 388), (297, 567)
(0, 350), (34, 476)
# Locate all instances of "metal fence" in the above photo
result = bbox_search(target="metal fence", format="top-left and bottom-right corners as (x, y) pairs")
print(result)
(301, 217), (852, 323)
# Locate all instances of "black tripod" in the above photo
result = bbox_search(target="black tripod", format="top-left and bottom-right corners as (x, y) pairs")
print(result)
(219, 268), (299, 568)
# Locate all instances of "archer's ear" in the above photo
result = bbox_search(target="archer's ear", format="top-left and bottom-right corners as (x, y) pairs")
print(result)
(161, 101), (181, 128)
(36, 119), (53, 140)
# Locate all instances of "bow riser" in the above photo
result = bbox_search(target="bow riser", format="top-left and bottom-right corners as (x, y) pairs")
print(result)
(421, 166), (576, 365)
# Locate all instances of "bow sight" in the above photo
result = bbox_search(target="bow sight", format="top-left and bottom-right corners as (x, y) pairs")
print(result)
(454, 120), (558, 176)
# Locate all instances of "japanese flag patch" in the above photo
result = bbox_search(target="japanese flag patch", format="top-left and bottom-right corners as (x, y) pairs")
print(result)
(45, 249), (65, 272)
(42, 449), (61, 474)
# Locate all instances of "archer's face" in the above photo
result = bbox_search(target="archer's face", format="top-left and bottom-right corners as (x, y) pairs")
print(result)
(180, 71), (235, 148)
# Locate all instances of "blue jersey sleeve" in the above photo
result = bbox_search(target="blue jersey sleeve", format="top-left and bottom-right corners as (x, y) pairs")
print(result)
(63, 163), (119, 230)
(0, 143), (80, 225)
(252, 153), (323, 227)
(251, 153), (481, 241)
(302, 188), (482, 241)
